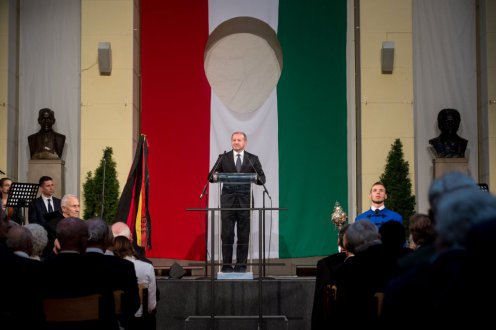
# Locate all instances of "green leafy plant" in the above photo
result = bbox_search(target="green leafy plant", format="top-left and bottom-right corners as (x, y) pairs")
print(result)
(83, 147), (120, 223)
(379, 139), (416, 235)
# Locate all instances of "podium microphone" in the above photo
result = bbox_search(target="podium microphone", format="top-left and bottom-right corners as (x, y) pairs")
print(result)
(201, 151), (227, 199)
(246, 156), (271, 200)
(207, 150), (227, 182)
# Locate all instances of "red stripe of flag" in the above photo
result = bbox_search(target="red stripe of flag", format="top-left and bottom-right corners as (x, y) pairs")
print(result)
(140, 1), (211, 259)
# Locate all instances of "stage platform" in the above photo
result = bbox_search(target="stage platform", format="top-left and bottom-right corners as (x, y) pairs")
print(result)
(156, 277), (316, 330)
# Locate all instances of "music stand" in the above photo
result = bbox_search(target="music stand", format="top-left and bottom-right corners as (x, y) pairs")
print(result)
(6, 182), (39, 224)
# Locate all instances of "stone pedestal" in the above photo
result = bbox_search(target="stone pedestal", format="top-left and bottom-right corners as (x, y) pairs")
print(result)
(28, 159), (65, 198)
(433, 157), (469, 179)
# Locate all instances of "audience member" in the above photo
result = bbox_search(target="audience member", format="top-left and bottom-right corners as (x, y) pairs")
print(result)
(311, 224), (349, 330)
(461, 207), (496, 326)
(382, 174), (495, 328)
(42, 217), (91, 295)
(355, 181), (402, 229)
(0, 214), (11, 259)
(397, 213), (436, 272)
(2, 226), (44, 328)
(85, 218), (140, 328)
(378, 220), (411, 259)
(332, 220), (398, 327)
(24, 223), (48, 261)
(47, 194), (80, 257)
(112, 221), (160, 302)
(427, 171), (478, 222)
(114, 235), (157, 329)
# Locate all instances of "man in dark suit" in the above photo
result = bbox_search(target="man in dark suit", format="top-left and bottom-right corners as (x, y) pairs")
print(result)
(28, 176), (61, 227)
(208, 131), (266, 273)
(28, 176), (61, 259)
(85, 218), (140, 327)
(2, 226), (44, 329)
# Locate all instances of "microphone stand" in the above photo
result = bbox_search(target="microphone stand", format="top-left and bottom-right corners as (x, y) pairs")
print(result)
(199, 186), (209, 278)
(199, 151), (226, 277)
(246, 156), (271, 278)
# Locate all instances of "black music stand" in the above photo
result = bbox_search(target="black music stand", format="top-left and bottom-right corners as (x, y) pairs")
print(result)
(6, 182), (39, 225)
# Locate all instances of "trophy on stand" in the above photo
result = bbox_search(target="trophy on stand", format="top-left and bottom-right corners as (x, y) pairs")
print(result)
(330, 201), (348, 230)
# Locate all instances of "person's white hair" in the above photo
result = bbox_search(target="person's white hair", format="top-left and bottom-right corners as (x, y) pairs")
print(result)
(428, 172), (478, 215)
(344, 219), (380, 254)
(24, 223), (48, 258)
(436, 189), (496, 247)
(61, 194), (78, 207)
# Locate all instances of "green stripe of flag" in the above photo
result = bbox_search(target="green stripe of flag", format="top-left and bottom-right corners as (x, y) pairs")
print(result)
(277, 0), (348, 258)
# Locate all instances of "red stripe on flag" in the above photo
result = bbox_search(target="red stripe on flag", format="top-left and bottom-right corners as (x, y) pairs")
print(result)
(141, 1), (211, 259)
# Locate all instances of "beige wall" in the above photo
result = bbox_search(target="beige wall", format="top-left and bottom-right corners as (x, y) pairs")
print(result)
(0, 0), (8, 175)
(359, 0), (414, 212)
(80, 0), (137, 213)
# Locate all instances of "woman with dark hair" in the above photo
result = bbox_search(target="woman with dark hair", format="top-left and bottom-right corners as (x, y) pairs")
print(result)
(113, 236), (157, 328)
(0, 177), (24, 225)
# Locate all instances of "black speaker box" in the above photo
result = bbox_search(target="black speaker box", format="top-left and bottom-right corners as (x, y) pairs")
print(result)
(169, 262), (186, 279)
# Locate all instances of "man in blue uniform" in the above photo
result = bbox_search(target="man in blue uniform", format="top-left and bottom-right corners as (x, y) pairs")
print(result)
(355, 181), (402, 229)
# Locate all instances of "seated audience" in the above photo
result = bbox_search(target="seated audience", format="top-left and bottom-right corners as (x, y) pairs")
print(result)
(332, 220), (398, 327)
(2, 226), (44, 328)
(85, 218), (140, 328)
(113, 235), (157, 329)
(24, 223), (48, 261)
(311, 224), (349, 330)
(382, 175), (496, 328)
(397, 213), (436, 272)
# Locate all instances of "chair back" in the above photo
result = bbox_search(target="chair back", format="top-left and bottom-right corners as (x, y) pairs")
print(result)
(138, 283), (149, 317)
(43, 294), (102, 322)
(323, 284), (337, 315)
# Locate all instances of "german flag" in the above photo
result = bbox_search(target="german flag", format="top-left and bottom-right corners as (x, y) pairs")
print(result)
(115, 134), (152, 249)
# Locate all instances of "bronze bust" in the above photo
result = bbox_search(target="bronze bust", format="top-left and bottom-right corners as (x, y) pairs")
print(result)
(28, 108), (66, 160)
(429, 108), (468, 158)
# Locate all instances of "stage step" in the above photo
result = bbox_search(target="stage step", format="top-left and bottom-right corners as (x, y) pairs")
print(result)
(295, 265), (317, 277)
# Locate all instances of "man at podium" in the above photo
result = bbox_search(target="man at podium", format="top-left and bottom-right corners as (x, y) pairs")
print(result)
(209, 131), (266, 273)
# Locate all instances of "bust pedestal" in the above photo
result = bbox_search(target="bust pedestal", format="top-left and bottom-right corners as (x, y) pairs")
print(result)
(28, 159), (65, 198)
(432, 158), (469, 179)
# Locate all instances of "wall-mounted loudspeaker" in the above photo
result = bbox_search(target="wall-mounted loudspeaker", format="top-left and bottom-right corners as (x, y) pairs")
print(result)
(381, 41), (394, 74)
(98, 42), (112, 76)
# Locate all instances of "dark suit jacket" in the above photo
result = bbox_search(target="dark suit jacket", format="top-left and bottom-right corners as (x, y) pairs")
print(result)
(1, 254), (44, 328)
(209, 150), (266, 208)
(28, 195), (61, 227)
(311, 252), (347, 330)
(85, 251), (140, 325)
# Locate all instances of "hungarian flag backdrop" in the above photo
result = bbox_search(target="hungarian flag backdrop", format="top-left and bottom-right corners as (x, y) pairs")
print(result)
(140, 0), (348, 260)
